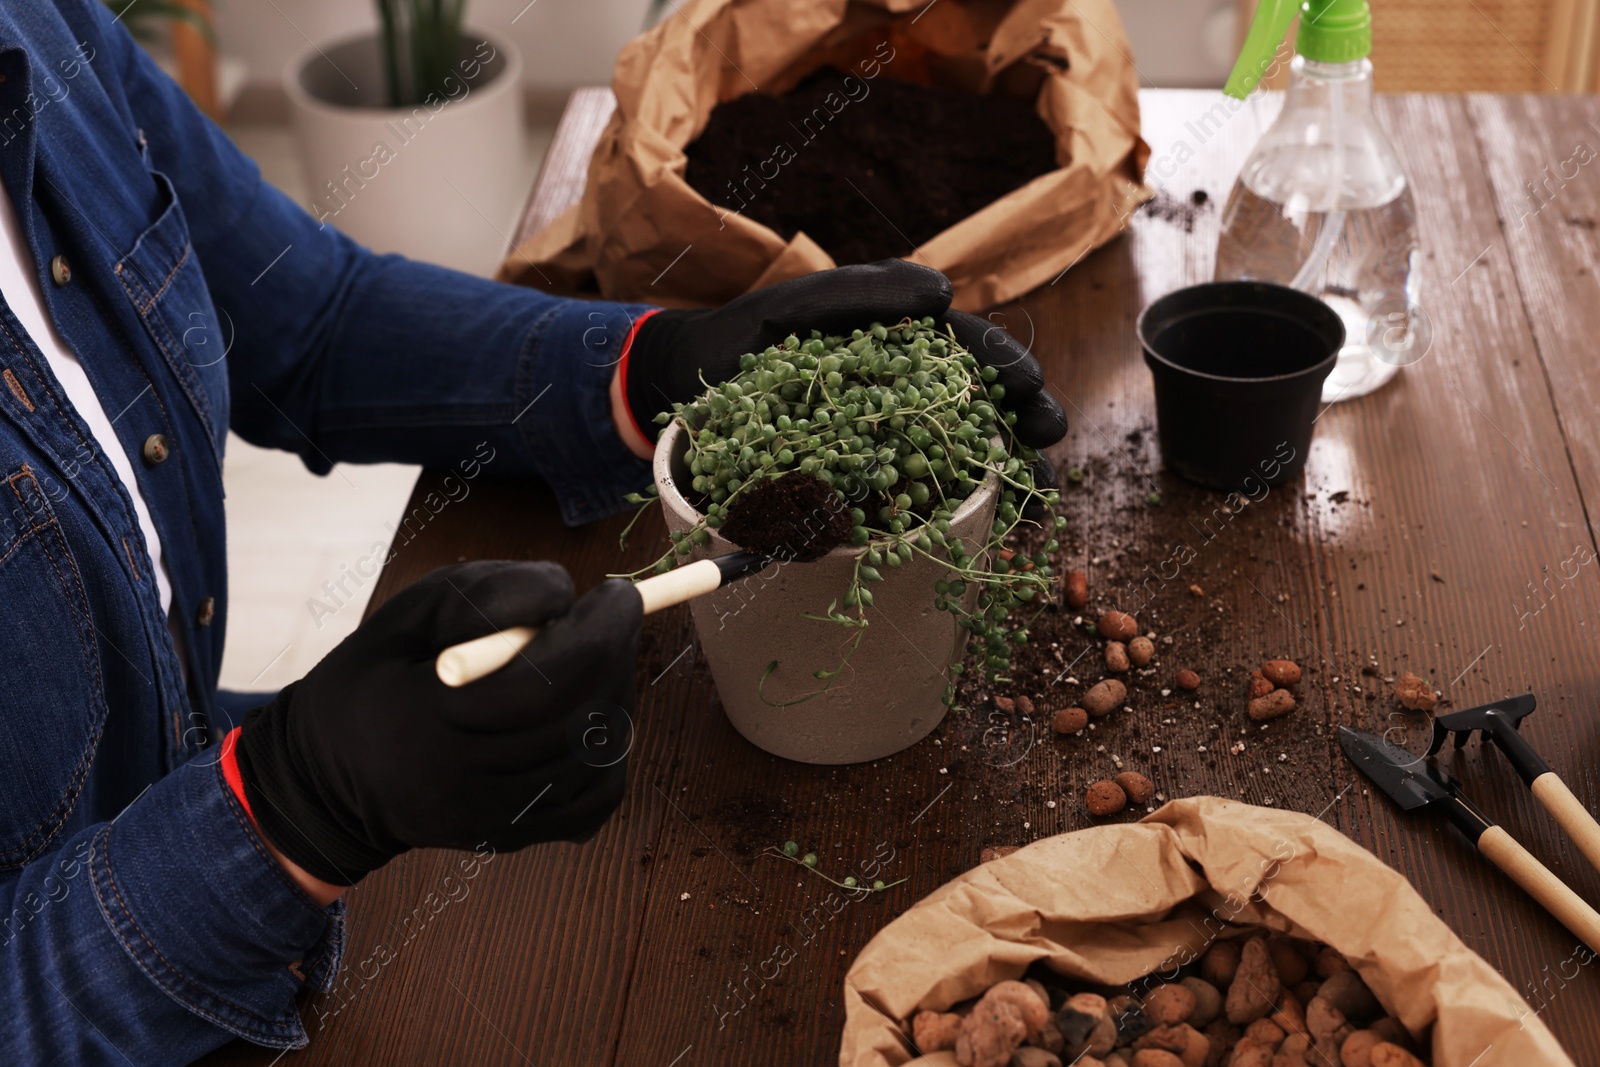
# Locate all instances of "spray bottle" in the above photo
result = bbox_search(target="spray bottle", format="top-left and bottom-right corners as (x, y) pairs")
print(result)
(1214, 0), (1420, 403)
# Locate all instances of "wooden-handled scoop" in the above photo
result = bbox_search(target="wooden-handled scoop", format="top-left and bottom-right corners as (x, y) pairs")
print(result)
(1426, 694), (1600, 879)
(435, 551), (765, 687)
(1341, 725), (1600, 954)
(437, 472), (857, 688)
(1476, 824), (1600, 952)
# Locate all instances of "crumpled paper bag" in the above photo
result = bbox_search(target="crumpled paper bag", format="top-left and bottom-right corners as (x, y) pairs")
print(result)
(839, 797), (1572, 1066)
(498, 0), (1151, 311)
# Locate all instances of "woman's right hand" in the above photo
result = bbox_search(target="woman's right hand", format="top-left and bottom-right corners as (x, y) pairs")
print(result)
(233, 560), (642, 887)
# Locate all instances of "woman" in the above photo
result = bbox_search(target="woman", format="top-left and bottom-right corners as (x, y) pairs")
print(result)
(0, 3), (1065, 1062)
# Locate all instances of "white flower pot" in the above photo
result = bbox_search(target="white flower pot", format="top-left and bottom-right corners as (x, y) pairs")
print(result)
(654, 422), (1000, 765)
(285, 28), (525, 276)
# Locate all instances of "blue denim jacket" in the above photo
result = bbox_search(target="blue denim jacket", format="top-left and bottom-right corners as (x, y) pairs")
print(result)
(0, 4), (652, 1062)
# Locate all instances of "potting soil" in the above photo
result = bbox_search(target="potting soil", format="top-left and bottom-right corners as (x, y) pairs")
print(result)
(684, 67), (1059, 265)
(716, 472), (854, 562)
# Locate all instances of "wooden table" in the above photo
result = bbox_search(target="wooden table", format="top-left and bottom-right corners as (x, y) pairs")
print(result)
(211, 89), (1600, 1064)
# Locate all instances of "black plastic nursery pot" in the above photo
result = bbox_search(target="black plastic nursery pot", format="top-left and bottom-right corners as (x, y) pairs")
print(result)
(1137, 281), (1344, 492)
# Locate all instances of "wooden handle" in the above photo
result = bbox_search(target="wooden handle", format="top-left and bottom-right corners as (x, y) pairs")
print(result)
(1478, 824), (1600, 954)
(433, 558), (726, 687)
(634, 557), (725, 614)
(435, 625), (540, 687)
(1531, 772), (1600, 878)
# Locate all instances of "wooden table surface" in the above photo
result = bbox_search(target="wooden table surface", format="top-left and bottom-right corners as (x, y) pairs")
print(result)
(211, 88), (1600, 1065)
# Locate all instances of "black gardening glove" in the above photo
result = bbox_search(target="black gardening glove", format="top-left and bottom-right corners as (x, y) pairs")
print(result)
(942, 306), (1063, 516)
(621, 260), (1068, 456)
(235, 561), (641, 886)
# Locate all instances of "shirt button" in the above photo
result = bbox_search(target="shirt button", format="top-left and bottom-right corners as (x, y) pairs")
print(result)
(141, 434), (170, 465)
(50, 255), (71, 286)
(196, 596), (215, 627)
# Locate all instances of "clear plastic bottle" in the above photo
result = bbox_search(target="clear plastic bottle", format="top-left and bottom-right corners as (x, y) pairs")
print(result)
(1215, 56), (1420, 402)
(1214, 0), (1423, 403)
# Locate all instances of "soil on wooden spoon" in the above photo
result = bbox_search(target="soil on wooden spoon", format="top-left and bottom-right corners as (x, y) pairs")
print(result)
(717, 473), (853, 563)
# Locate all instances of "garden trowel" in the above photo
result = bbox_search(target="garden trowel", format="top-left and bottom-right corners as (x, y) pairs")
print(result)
(1339, 725), (1600, 954)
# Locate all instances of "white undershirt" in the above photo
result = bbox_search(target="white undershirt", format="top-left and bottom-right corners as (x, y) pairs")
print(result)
(0, 188), (172, 615)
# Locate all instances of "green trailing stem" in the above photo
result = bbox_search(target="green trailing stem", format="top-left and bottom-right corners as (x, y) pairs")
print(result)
(763, 844), (906, 894)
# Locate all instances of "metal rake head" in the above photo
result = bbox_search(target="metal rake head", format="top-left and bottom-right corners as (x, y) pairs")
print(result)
(1425, 692), (1539, 758)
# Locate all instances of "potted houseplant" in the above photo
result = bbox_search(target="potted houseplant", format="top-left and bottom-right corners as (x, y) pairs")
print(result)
(642, 318), (1062, 765)
(284, 0), (524, 274)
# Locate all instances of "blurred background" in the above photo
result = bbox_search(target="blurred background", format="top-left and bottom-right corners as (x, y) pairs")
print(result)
(118, 0), (1594, 691)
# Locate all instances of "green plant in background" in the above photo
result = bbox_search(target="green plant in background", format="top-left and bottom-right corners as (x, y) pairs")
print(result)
(101, 0), (216, 44)
(376, 0), (468, 108)
(633, 318), (1063, 705)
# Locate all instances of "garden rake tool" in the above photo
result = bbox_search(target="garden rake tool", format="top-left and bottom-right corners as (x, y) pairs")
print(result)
(1425, 692), (1600, 878)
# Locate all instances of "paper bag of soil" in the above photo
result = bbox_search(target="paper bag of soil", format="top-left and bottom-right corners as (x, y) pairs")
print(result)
(498, 0), (1150, 311)
(838, 797), (1571, 1066)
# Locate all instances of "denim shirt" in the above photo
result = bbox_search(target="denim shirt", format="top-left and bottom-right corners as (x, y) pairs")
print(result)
(0, 4), (653, 1062)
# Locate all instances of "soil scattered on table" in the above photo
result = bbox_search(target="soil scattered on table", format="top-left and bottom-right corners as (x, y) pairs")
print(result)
(711, 789), (794, 859)
(625, 413), (1457, 930)
(932, 429), (1455, 839)
(684, 66), (1058, 264)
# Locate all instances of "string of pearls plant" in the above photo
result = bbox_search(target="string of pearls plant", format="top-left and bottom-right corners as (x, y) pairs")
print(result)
(626, 317), (1064, 705)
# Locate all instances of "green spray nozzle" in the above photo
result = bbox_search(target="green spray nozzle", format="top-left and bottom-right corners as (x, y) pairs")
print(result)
(1224, 0), (1373, 99)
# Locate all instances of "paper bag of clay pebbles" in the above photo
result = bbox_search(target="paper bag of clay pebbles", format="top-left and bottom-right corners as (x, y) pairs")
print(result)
(838, 797), (1571, 1067)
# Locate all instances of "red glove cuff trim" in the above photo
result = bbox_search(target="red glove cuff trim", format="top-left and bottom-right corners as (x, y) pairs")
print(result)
(616, 307), (664, 445)
(220, 726), (254, 822)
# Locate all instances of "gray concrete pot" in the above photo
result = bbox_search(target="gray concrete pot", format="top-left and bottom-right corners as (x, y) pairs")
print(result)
(654, 422), (1000, 764)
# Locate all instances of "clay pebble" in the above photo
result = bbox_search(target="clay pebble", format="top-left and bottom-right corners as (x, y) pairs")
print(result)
(1098, 611), (1139, 642)
(1115, 771), (1155, 805)
(1394, 672), (1437, 712)
(1086, 780), (1129, 817)
(1052, 706), (1089, 734)
(1128, 636), (1155, 667)
(1248, 689), (1296, 722)
(1083, 679), (1128, 717)
(1261, 659), (1301, 687)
